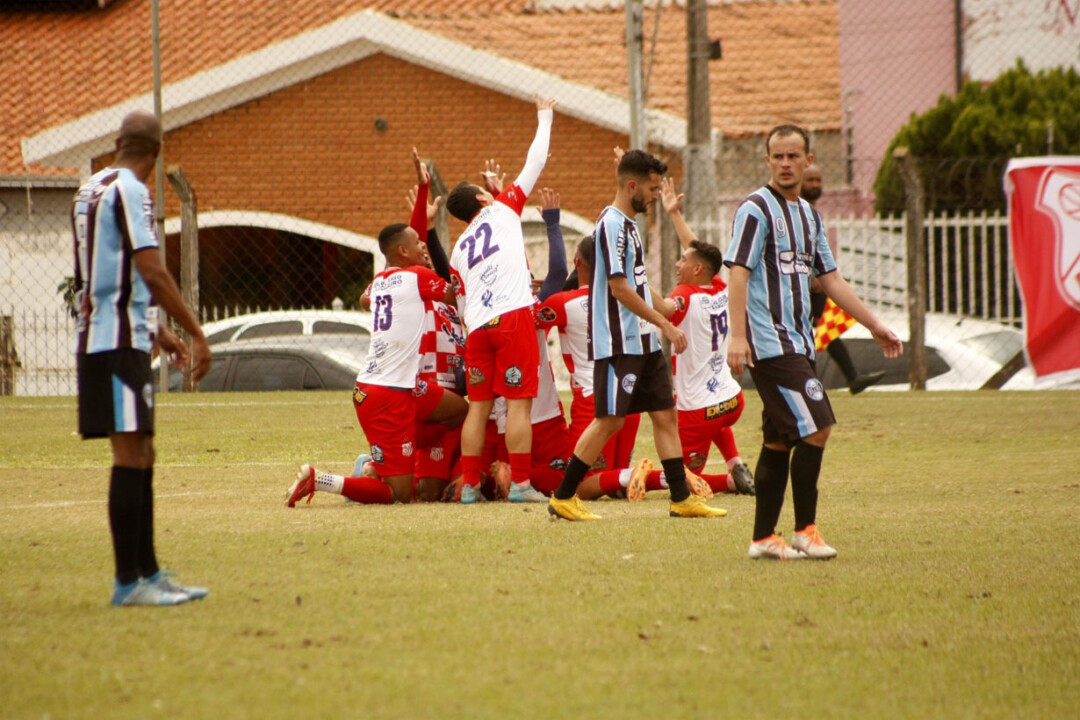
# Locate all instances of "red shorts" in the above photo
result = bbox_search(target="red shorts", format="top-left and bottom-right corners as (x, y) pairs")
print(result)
(413, 380), (446, 423)
(569, 388), (640, 471)
(677, 392), (745, 469)
(353, 382), (416, 476)
(414, 424), (461, 480)
(464, 306), (539, 401)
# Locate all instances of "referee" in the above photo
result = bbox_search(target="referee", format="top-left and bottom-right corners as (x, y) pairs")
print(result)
(725, 125), (903, 560)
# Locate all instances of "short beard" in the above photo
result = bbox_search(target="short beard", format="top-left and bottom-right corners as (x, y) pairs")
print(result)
(631, 194), (650, 213)
(801, 186), (822, 202)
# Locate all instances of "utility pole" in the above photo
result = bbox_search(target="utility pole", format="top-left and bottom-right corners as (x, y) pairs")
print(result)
(684, 0), (718, 249)
(625, 1), (658, 285)
(625, 1), (646, 151)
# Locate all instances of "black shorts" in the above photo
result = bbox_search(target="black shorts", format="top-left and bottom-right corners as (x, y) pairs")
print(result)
(77, 349), (155, 439)
(748, 354), (835, 447)
(593, 351), (675, 418)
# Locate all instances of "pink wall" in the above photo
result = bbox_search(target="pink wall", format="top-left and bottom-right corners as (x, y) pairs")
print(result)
(838, 0), (958, 211)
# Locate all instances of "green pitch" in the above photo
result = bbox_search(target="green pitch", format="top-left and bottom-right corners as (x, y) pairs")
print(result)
(1, 391), (1078, 719)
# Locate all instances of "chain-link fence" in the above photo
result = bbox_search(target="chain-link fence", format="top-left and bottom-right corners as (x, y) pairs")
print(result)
(2, 0), (1076, 395)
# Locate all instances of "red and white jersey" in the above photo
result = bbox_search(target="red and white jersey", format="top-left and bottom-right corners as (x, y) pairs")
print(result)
(419, 301), (466, 392)
(669, 277), (742, 411)
(494, 328), (564, 433)
(536, 287), (593, 396)
(449, 186), (533, 330)
(356, 265), (448, 390)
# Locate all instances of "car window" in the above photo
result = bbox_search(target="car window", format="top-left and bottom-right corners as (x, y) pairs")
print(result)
(205, 327), (238, 344)
(231, 355), (311, 391)
(312, 321), (368, 335)
(197, 359), (231, 392)
(236, 321), (303, 340)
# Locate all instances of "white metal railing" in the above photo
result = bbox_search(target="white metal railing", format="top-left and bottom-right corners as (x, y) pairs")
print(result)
(1, 211), (1019, 396)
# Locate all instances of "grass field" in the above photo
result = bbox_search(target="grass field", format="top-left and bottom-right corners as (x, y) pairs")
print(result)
(1, 390), (1078, 719)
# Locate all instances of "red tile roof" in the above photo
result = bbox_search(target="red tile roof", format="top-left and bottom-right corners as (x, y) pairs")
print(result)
(1, 0), (838, 177)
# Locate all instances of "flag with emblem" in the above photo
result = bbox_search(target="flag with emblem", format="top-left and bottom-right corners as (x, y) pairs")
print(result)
(814, 299), (856, 351)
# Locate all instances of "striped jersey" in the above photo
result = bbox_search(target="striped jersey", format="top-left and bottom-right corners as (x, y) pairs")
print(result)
(418, 300), (466, 393)
(71, 167), (160, 355)
(590, 205), (658, 360)
(669, 278), (742, 411)
(356, 265), (448, 390)
(449, 186), (532, 331)
(724, 185), (836, 361)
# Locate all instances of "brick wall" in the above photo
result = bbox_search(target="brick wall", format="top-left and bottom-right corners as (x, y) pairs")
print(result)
(152, 53), (676, 240)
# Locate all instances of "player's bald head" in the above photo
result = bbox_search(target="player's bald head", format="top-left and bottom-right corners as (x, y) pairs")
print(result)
(116, 111), (161, 160)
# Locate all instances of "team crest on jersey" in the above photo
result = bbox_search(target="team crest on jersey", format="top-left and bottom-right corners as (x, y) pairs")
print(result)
(370, 444), (385, 464)
(621, 373), (637, 394)
(537, 306), (557, 324)
(468, 367), (487, 386)
(402, 441), (414, 458)
(805, 378), (825, 401)
(505, 366), (523, 387)
(481, 289), (494, 308)
(706, 378), (719, 394)
(353, 387), (368, 406)
(686, 452), (706, 471)
(774, 217), (788, 238)
(674, 296), (687, 312)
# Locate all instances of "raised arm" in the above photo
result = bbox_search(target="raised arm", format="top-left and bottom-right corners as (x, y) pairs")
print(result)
(511, 95), (557, 197)
(409, 147), (430, 238)
(536, 187), (567, 301)
(660, 176), (697, 249)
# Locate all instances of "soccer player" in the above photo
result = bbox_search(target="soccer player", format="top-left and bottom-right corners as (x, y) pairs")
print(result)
(546, 149), (726, 521)
(287, 221), (454, 506)
(726, 125), (903, 559)
(646, 176), (756, 496)
(536, 235), (642, 475)
(802, 164), (885, 395)
(447, 95), (557, 504)
(72, 110), (211, 606)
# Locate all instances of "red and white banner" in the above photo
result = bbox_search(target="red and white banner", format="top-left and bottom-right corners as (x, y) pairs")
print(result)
(1004, 157), (1080, 382)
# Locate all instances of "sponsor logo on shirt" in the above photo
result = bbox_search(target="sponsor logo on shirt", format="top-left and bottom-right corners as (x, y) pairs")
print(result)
(704, 395), (740, 419)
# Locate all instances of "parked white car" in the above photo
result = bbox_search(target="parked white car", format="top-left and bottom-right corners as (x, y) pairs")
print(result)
(818, 311), (1078, 391)
(201, 309), (372, 346)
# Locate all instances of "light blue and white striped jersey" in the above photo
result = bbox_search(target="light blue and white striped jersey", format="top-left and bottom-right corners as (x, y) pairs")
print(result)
(589, 205), (659, 360)
(71, 167), (159, 355)
(724, 185), (836, 361)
